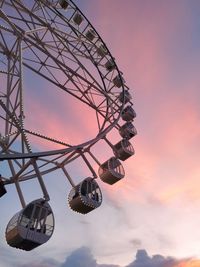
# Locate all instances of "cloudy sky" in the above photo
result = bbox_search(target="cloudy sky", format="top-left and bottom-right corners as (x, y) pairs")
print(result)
(1, 0), (200, 266)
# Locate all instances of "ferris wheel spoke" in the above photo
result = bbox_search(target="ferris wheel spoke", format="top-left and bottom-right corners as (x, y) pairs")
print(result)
(19, 150), (77, 180)
(23, 35), (103, 92)
(8, 158), (25, 176)
(48, 30), (105, 91)
(17, 151), (82, 182)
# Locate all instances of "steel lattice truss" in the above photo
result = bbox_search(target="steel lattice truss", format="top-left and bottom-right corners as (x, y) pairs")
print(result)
(0, 0), (137, 251)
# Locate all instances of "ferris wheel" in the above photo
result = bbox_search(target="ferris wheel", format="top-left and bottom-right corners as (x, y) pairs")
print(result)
(0, 0), (137, 251)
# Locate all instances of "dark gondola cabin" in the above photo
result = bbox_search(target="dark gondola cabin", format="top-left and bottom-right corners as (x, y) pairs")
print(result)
(68, 178), (102, 214)
(59, 0), (69, 9)
(118, 90), (132, 104)
(114, 139), (135, 161)
(73, 12), (83, 25)
(0, 178), (7, 197)
(122, 106), (136, 121)
(119, 122), (137, 139)
(6, 199), (54, 251)
(113, 74), (125, 88)
(105, 59), (115, 72)
(97, 44), (107, 58)
(98, 157), (125, 185)
(85, 29), (96, 41)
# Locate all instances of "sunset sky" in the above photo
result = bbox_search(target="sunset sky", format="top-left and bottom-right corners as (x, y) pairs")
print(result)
(1, 0), (200, 266)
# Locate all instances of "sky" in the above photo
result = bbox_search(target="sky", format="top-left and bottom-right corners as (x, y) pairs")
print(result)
(1, 0), (200, 266)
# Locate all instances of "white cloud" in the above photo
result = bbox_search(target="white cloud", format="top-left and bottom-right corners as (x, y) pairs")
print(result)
(13, 247), (186, 267)
(60, 247), (97, 267)
(125, 250), (177, 267)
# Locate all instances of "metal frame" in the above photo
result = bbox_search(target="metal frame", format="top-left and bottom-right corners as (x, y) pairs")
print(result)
(0, 0), (134, 208)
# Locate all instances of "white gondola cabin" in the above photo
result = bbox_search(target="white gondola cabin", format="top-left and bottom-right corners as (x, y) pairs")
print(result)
(6, 199), (54, 251)
(98, 157), (125, 185)
(119, 122), (137, 139)
(105, 59), (115, 72)
(68, 178), (102, 214)
(85, 29), (96, 41)
(59, 0), (69, 9)
(73, 13), (83, 25)
(113, 74), (125, 88)
(122, 105), (136, 121)
(0, 178), (7, 197)
(114, 139), (135, 161)
(119, 90), (132, 104)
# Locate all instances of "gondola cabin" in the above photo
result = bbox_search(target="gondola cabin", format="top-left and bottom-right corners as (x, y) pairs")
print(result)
(98, 157), (125, 185)
(68, 178), (102, 214)
(122, 105), (136, 121)
(59, 0), (69, 9)
(97, 44), (107, 58)
(119, 122), (137, 139)
(105, 59), (115, 72)
(114, 139), (135, 161)
(85, 29), (96, 41)
(0, 179), (7, 197)
(113, 74), (125, 88)
(73, 13), (83, 25)
(119, 90), (132, 104)
(6, 199), (54, 251)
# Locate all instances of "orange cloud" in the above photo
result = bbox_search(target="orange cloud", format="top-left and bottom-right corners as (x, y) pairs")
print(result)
(175, 260), (200, 267)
